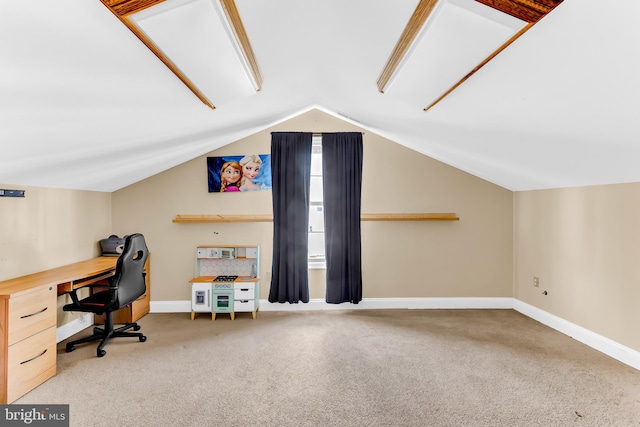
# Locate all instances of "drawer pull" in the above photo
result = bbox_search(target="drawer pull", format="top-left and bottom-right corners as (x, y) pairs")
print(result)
(20, 348), (48, 365)
(20, 306), (48, 319)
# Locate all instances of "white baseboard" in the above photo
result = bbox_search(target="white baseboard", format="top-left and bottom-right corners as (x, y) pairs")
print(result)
(149, 297), (640, 371)
(512, 300), (640, 371)
(151, 300), (192, 312)
(56, 313), (94, 343)
(150, 297), (513, 314)
(258, 297), (514, 310)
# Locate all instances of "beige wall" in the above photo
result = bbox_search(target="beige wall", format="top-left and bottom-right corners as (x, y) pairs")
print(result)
(515, 183), (640, 351)
(6, 114), (639, 356)
(0, 184), (111, 323)
(0, 184), (111, 280)
(112, 109), (513, 302)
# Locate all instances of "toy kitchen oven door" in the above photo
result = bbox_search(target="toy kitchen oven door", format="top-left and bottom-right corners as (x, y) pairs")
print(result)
(190, 276), (237, 320)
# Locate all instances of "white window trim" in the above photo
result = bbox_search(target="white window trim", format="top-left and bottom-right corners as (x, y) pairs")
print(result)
(308, 259), (326, 269)
(309, 135), (326, 270)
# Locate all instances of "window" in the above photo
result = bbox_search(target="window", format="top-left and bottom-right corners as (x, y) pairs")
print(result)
(308, 135), (325, 268)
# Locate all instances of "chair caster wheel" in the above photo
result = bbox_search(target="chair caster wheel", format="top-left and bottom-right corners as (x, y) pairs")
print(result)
(97, 349), (106, 357)
(139, 335), (147, 342)
(66, 344), (75, 353)
(133, 324), (141, 331)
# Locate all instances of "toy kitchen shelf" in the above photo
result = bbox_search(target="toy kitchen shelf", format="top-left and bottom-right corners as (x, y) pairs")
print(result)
(189, 245), (260, 321)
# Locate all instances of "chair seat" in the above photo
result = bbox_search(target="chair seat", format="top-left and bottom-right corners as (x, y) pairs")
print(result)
(63, 290), (111, 314)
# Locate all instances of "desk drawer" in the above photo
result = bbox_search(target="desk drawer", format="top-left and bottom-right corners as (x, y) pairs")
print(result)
(130, 291), (150, 322)
(8, 286), (56, 346)
(7, 325), (56, 403)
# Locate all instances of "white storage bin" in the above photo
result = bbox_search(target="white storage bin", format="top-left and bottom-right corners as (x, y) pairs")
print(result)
(234, 300), (255, 312)
(235, 287), (254, 300)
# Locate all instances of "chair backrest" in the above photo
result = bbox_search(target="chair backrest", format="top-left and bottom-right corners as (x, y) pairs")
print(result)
(111, 233), (149, 309)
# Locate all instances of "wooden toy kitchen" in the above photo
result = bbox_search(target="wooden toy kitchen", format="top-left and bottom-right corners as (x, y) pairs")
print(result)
(189, 245), (260, 320)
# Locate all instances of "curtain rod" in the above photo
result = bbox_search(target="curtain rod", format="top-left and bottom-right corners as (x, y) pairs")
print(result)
(311, 132), (364, 136)
(271, 132), (365, 136)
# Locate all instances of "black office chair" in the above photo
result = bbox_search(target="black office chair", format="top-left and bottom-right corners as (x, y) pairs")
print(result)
(63, 233), (149, 357)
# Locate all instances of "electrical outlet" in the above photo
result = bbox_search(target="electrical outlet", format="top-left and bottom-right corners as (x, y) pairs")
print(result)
(533, 277), (539, 287)
(265, 271), (271, 282)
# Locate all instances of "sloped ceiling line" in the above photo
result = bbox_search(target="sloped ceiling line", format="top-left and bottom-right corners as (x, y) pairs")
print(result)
(378, 0), (563, 112)
(101, 0), (216, 108)
(423, 0), (563, 112)
(219, 0), (263, 91)
(424, 21), (533, 112)
(376, 0), (439, 93)
(100, 0), (263, 109)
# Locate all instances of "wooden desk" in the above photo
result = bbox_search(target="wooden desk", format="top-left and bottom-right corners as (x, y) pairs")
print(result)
(0, 257), (117, 298)
(0, 256), (150, 403)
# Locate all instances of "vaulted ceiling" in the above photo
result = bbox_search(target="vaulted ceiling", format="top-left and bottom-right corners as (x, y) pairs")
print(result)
(1, 0), (639, 192)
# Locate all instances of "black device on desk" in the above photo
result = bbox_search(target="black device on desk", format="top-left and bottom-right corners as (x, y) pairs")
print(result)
(100, 235), (125, 256)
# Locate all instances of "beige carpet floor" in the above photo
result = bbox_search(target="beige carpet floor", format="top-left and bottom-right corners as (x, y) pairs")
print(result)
(15, 309), (640, 426)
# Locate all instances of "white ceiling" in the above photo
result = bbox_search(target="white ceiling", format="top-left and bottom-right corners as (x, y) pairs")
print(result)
(1, 0), (640, 192)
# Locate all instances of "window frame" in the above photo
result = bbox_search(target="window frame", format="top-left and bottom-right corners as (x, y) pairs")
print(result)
(308, 135), (326, 269)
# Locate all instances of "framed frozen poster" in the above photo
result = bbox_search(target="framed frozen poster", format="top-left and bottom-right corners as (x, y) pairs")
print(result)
(207, 154), (272, 193)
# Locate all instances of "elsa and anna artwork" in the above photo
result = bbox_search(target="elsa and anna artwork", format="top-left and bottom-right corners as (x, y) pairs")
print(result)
(207, 154), (272, 193)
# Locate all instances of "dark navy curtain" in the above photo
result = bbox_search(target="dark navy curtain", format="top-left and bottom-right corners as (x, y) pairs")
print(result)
(322, 132), (363, 304)
(268, 132), (313, 303)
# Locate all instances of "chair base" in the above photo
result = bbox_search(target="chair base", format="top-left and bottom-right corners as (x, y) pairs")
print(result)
(65, 320), (146, 357)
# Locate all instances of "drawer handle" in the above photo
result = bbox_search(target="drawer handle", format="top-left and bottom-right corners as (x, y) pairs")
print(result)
(20, 348), (48, 365)
(20, 306), (48, 319)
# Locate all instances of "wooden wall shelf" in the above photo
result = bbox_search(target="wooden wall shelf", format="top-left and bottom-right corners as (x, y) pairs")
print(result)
(361, 213), (458, 221)
(173, 213), (459, 223)
(173, 214), (273, 223)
